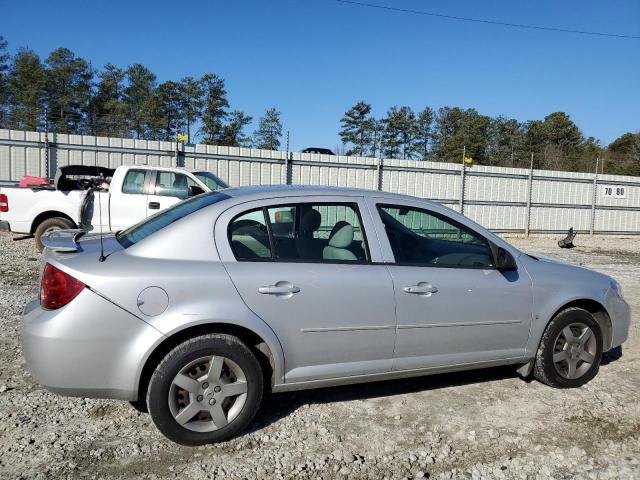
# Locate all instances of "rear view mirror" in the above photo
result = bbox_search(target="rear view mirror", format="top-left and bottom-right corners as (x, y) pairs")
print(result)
(189, 185), (205, 197)
(491, 243), (517, 270)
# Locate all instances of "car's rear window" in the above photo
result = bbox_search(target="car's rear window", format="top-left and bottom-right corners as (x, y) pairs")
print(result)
(117, 192), (230, 248)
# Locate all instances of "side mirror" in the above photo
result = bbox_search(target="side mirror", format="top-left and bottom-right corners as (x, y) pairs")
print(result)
(491, 243), (517, 270)
(189, 185), (205, 197)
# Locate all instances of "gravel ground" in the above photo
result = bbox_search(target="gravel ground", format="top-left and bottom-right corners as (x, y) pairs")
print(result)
(0, 232), (638, 479)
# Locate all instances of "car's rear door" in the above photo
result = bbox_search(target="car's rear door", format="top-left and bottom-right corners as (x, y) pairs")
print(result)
(366, 197), (533, 371)
(215, 195), (397, 384)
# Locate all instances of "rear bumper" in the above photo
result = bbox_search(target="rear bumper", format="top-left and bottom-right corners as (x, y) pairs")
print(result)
(21, 289), (165, 401)
(0, 220), (9, 232)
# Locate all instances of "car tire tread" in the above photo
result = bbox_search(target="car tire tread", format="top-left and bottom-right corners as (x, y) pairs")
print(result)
(533, 307), (603, 388)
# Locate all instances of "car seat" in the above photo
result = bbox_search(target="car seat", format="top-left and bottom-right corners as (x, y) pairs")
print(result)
(323, 221), (357, 261)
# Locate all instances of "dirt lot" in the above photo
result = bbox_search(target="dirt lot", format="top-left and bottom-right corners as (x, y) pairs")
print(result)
(0, 232), (638, 479)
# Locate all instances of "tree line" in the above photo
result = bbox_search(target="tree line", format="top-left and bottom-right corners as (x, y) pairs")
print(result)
(339, 101), (639, 176)
(0, 37), (283, 149)
(0, 36), (637, 176)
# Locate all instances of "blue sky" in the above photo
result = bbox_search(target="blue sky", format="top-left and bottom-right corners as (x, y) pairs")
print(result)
(3, 0), (639, 150)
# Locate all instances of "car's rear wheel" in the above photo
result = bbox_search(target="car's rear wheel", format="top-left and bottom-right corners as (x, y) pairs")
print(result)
(533, 307), (603, 388)
(34, 217), (75, 251)
(146, 334), (263, 445)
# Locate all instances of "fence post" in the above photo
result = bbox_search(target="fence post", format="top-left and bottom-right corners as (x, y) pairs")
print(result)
(590, 157), (599, 236)
(377, 156), (384, 191)
(525, 152), (534, 237)
(43, 105), (50, 178)
(459, 146), (466, 214)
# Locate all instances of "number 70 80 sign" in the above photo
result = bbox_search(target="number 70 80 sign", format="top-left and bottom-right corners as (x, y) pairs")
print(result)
(602, 185), (626, 198)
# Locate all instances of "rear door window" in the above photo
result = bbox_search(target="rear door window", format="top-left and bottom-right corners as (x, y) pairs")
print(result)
(229, 202), (369, 263)
(228, 208), (272, 260)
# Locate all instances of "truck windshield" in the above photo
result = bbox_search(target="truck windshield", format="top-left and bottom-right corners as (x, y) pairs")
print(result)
(117, 192), (230, 248)
(193, 172), (228, 191)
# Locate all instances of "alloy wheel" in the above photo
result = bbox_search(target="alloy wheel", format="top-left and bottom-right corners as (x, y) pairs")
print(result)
(168, 355), (248, 432)
(552, 322), (597, 380)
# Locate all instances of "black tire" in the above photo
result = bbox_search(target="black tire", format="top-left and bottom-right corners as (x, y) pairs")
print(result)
(533, 307), (603, 388)
(129, 400), (148, 414)
(146, 334), (264, 446)
(34, 217), (75, 252)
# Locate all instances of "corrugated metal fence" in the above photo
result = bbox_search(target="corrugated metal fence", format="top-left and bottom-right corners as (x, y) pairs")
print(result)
(1, 128), (639, 235)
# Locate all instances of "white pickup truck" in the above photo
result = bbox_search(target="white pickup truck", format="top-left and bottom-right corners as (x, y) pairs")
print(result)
(0, 165), (228, 250)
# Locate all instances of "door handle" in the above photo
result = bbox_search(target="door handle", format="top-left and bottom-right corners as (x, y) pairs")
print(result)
(258, 283), (300, 295)
(149, 201), (160, 210)
(403, 283), (438, 295)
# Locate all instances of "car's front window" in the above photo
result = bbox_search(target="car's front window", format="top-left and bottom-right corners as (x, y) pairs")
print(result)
(378, 205), (494, 268)
(194, 172), (229, 191)
(117, 192), (230, 248)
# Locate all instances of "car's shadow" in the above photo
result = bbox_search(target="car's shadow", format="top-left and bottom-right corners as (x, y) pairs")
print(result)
(249, 347), (624, 434)
(248, 365), (518, 434)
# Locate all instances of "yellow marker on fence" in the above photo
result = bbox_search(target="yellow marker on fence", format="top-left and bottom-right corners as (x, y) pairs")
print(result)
(177, 134), (189, 142)
(464, 156), (473, 165)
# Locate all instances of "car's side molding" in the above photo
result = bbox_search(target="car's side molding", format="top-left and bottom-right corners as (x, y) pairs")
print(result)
(272, 356), (525, 393)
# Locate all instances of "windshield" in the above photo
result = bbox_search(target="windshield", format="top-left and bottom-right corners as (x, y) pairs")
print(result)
(117, 192), (230, 248)
(194, 171), (228, 191)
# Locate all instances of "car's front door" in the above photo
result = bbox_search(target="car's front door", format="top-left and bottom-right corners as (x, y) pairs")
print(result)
(368, 200), (533, 371)
(146, 170), (199, 216)
(216, 196), (397, 384)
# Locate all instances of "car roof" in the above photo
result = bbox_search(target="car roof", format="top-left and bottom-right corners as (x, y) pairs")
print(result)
(122, 165), (205, 174)
(222, 184), (439, 205)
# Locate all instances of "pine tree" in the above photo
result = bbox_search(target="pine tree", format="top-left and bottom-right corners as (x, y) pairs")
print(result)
(381, 107), (402, 159)
(8, 49), (46, 131)
(219, 110), (252, 146)
(339, 101), (372, 156)
(155, 80), (183, 141)
(395, 106), (418, 159)
(0, 36), (10, 128)
(88, 63), (128, 137)
(44, 48), (93, 134)
(124, 64), (157, 139)
(253, 107), (282, 150)
(199, 73), (229, 144)
(415, 106), (434, 160)
(178, 76), (203, 141)
(486, 116), (524, 166)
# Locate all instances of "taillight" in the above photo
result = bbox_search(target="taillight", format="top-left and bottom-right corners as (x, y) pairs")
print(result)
(0, 194), (7, 212)
(40, 263), (86, 310)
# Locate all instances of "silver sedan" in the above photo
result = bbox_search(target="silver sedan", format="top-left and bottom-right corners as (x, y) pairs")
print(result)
(22, 186), (630, 445)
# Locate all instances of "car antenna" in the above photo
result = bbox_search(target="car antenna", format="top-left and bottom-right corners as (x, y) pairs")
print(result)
(97, 178), (106, 262)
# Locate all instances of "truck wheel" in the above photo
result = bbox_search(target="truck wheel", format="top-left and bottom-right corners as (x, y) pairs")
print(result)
(34, 217), (75, 252)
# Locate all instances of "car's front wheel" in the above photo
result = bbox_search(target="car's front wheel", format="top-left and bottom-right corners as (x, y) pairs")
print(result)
(533, 307), (603, 388)
(147, 333), (264, 445)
